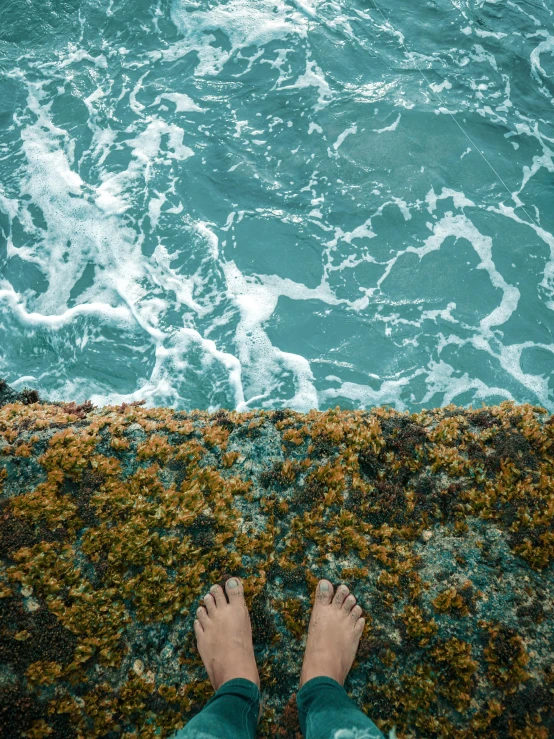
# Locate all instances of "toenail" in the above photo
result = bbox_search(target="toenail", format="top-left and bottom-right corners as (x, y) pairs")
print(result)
(320, 582), (329, 592)
(228, 578), (238, 589)
(210, 585), (218, 592)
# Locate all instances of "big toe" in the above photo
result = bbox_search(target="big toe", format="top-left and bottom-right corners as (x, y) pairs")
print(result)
(225, 577), (245, 605)
(315, 579), (334, 605)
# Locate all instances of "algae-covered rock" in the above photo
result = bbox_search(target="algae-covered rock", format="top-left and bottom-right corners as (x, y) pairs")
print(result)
(0, 379), (40, 408)
(0, 385), (553, 738)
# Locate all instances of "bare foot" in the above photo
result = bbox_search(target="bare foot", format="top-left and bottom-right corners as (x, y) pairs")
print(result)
(299, 580), (365, 688)
(194, 577), (260, 691)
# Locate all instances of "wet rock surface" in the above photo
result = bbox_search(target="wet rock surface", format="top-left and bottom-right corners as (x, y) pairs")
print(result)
(0, 383), (553, 738)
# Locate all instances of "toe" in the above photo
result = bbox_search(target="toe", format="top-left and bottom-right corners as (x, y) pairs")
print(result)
(194, 619), (203, 637)
(354, 617), (365, 636)
(316, 579), (334, 604)
(333, 584), (349, 607)
(196, 605), (209, 627)
(210, 584), (226, 607)
(225, 577), (245, 605)
(343, 594), (356, 613)
(203, 592), (216, 615)
(350, 605), (363, 621)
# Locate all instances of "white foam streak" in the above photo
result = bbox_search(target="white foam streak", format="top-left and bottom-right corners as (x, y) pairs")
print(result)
(426, 187), (475, 214)
(489, 204), (554, 308)
(321, 376), (414, 411)
(333, 125), (357, 151)
(222, 260), (320, 411)
(20, 86), (144, 313)
(151, 93), (205, 113)
(166, 0), (308, 76)
(530, 30), (554, 80)
(405, 212), (520, 332)
(0, 287), (133, 329)
(281, 56), (333, 110)
(373, 114), (401, 134)
(421, 360), (513, 406)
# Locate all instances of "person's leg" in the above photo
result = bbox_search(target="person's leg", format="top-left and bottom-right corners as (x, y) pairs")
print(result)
(175, 677), (259, 739)
(297, 676), (383, 739)
(296, 580), (384, 739)
(175, 577), (260, 739)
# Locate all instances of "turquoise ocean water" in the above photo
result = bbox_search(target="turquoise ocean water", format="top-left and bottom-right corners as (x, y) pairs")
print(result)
(0, 0), (553, 412)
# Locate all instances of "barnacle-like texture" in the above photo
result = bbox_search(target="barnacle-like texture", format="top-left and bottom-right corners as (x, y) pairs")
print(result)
(0, 393), (553, 738)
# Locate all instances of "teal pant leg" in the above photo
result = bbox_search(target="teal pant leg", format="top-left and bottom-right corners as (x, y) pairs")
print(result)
(296, 677), (384, 739)
(175, 678), (259, 739)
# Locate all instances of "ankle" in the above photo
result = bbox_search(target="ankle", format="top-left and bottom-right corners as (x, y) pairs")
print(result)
(300, 661), (344, 688)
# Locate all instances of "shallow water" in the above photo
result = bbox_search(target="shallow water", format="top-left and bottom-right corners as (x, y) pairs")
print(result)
(0, 0), (553, 412)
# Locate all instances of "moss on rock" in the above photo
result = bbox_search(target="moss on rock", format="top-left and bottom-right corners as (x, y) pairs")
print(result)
(0, 388), (553, 737)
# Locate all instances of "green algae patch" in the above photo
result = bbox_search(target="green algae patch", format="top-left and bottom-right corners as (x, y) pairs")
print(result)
(0, 398), (553, 738)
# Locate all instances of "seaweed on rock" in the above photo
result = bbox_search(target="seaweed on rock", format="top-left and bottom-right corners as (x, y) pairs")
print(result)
(0, 390), (553, 738)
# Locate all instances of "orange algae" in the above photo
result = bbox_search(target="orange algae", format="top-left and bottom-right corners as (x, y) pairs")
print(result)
(0, 398), (553, 737)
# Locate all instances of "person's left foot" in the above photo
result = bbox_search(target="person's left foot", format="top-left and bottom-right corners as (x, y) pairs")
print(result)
(194, 577), (260, 691)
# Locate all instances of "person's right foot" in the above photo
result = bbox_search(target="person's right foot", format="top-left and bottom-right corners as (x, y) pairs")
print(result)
(299, 580), (365, 688)
(194, 577), (259, 692)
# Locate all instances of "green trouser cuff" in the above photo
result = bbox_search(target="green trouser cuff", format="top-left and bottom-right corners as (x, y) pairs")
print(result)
(178, 678), (259, 739)
(296, 676), (384, 739)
